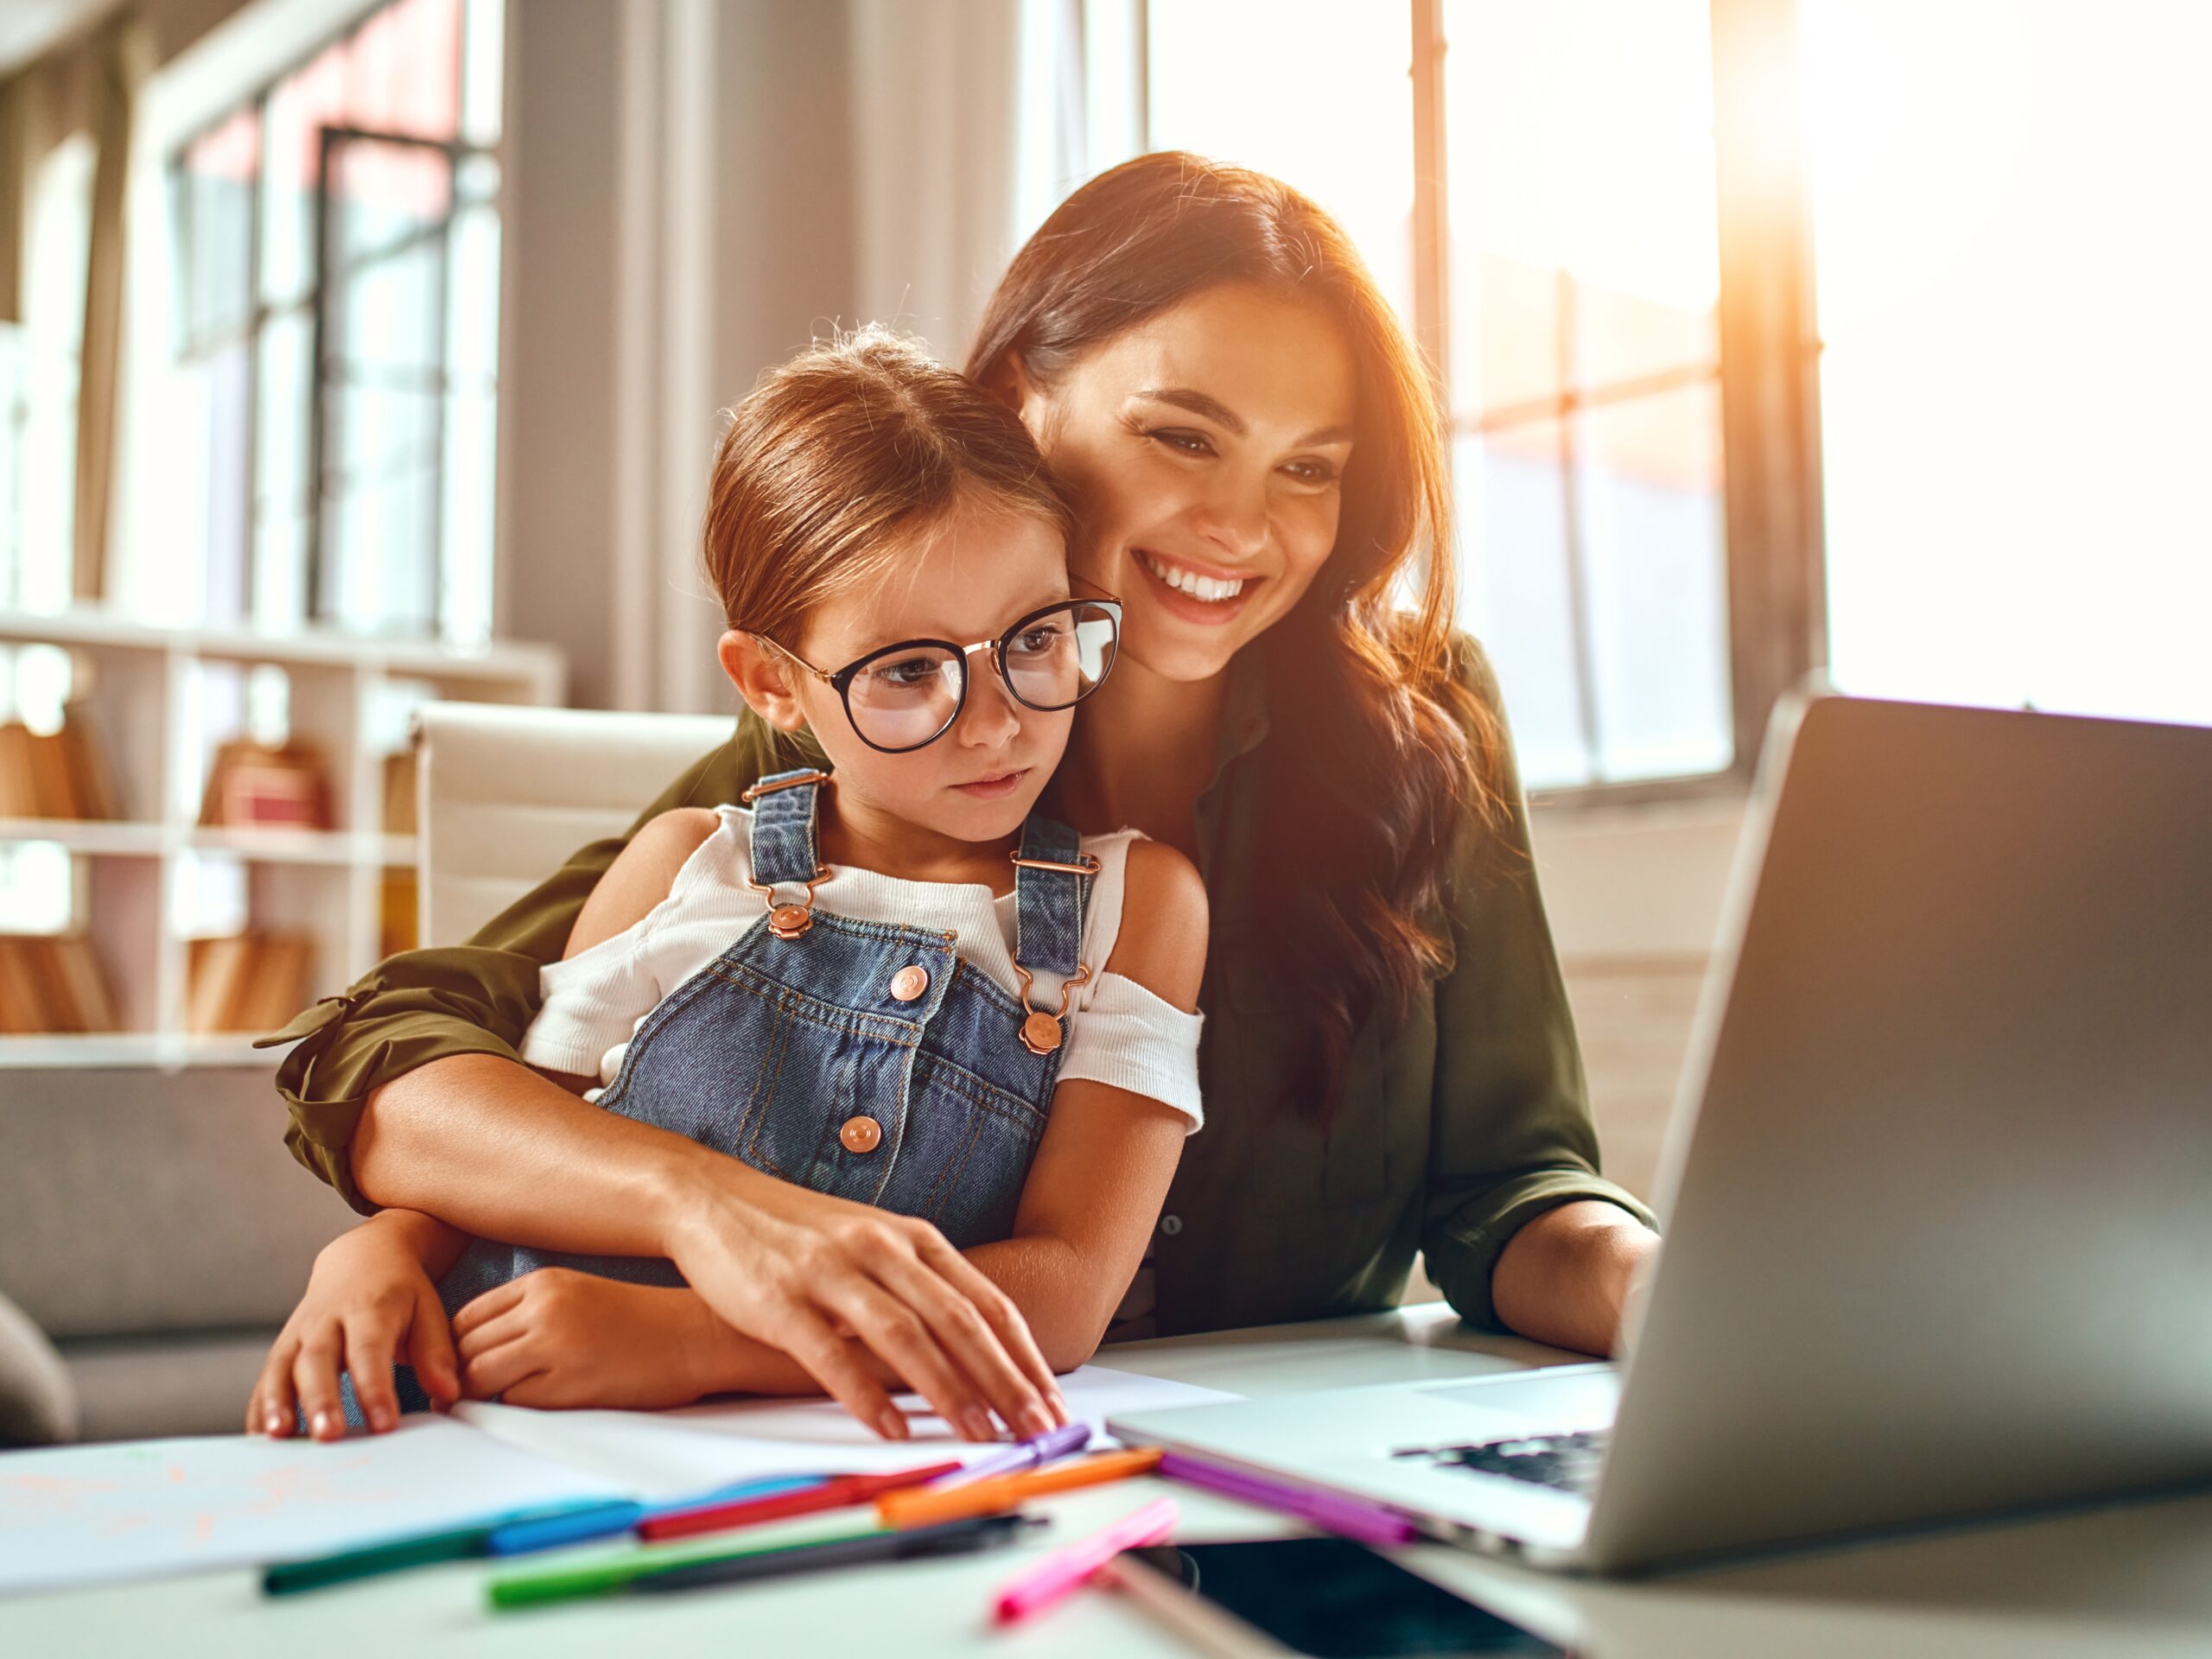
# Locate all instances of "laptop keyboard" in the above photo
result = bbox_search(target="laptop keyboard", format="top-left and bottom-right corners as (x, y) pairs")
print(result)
(1392, 1429), (1610, 1495)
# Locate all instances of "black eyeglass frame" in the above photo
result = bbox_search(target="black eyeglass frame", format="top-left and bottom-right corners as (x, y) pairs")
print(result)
(765, 594), (1124, 756)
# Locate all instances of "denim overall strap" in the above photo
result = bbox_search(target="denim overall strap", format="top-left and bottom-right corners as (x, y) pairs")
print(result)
(745, 769), (826, 887)
(1012, 815), (1090, 980)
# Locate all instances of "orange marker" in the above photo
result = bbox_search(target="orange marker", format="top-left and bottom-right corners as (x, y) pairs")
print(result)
(877, 1447), (1165, 1530)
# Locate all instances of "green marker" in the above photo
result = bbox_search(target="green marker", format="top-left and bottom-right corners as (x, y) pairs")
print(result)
(262, 1498), (613, 1596)
(487, 1512), (902, 1610)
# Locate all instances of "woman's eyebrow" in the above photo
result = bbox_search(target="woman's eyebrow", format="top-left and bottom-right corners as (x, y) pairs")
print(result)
(1138, 387), (1354, 448)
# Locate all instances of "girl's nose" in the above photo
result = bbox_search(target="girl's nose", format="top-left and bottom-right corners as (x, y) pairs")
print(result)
(956, 664), (1024, 748)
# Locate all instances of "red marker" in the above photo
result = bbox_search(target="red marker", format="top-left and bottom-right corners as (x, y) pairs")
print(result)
(639, 1462), (964, 1543)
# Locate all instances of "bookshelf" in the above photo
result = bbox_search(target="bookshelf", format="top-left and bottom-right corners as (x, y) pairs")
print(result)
(0, 608), (564, 1070)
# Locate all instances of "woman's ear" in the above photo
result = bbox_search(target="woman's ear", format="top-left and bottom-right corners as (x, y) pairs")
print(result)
(718, 631), (809, 734)
(983, 350), (1039, 419)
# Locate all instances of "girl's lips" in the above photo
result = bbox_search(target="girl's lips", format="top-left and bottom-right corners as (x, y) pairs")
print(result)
(1132, 548), (1261, 627)
(952, 769), (1030, 799)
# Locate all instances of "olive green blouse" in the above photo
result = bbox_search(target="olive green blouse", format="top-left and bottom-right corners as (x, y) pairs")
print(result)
(263, 639), (1654, 1337)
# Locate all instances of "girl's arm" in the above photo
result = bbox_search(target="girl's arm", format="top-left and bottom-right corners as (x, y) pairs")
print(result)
(248, 1208), (469, 1440)
(955, 836), (1209, 1370)
(355, 808), (1064, 1440)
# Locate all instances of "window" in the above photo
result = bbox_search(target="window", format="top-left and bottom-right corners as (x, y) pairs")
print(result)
(168, 0), (504, 643)
(0, 133), (95, 613)
(1803, 0), (2212, 728)
(1143, 0), (1822, 796)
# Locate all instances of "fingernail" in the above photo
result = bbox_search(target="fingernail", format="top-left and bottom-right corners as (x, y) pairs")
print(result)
(1019, 1403), (1055, 1439)
(960, 1408), (995, 1442)
(369, 1406), (394, 1432)
(877, 1408), (908, 1440)
(263, 1411), (284, 1436)
(311, 1411), (334, 1439)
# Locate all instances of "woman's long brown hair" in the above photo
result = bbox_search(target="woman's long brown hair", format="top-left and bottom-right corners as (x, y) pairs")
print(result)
(969, 152), (1508, 1121)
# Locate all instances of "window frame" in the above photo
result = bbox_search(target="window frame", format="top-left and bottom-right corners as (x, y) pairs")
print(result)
(1410, 0), (1827, 809)
(163, 0), (496, 643)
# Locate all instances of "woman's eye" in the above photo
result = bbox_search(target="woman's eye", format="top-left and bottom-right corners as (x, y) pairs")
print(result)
(1283, 458), (1339, 485)
(1149, 429), (1215, 457)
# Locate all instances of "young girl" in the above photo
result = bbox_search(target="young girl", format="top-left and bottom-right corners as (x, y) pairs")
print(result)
(250, 328), (1207, 1444)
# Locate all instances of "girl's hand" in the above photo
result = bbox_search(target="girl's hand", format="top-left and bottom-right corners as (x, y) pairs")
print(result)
(451, 1269), (726, 1411)
(247, 1211), (462, 1440)
(664, 1172), (1068, 1444)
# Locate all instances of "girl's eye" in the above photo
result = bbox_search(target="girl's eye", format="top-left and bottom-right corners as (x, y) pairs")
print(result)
(1009, 625), (1066, 657)
(1148, 428), (1215, 457)
(869, 655), (944, 689)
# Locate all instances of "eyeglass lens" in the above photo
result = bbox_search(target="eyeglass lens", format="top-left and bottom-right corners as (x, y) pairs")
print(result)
(842, 601), (1119, 752)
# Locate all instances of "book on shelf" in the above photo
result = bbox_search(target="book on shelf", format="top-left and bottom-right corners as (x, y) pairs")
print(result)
(186, 931), (315, 1035)
(382, 748), (416, 836)
(0, 710), (119, 822)
(199, 741), (334, 832)
(0, 935), (120, 1034)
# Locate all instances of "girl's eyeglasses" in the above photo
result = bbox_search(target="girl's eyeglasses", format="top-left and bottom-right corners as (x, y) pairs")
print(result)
(762, 596), (1122, 755)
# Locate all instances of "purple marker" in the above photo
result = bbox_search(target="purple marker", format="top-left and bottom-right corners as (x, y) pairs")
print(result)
(930, 1421), (1091, 1489)
(1157, 1451), (1420, 1548)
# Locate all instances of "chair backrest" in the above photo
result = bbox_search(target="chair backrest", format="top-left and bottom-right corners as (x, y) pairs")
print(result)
(413, 701), (734, 947)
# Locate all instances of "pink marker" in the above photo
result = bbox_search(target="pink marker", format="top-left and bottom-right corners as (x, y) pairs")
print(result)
(990, 1495), (1179, 1625)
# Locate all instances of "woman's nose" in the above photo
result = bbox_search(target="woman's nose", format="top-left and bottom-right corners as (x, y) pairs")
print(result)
(1192, 471), (1269, 561)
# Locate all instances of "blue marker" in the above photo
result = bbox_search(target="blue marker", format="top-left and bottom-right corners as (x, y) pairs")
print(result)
(485, 1473), (830, 1557)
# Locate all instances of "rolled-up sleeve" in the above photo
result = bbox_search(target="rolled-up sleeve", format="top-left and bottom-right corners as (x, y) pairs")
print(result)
(258, 726), (784, 1214)
(1418, 644), (1657, 1331)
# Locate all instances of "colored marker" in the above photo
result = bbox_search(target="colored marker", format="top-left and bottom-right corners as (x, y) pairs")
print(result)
(991, 1496), (1180, 1624)
(928, 1421), (1090, 1488)
(485, 1474), (830, 1556)
(1155, 1452), (1419, 1548)
(879, 1446), (1164, 1530)
(639, 1460), (963, 1542)
(634, 1512), (1039, 1595)
(262, 1497), (615, 1596)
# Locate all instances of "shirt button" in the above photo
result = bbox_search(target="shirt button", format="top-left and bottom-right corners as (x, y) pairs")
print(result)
(1157, 1214), (1182, 1236)
(889, 965), (930, 1002)
(839, 1116), (883, 1154)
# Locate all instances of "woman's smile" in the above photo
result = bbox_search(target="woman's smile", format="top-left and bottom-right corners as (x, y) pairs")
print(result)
(1133, 548), (1262, 626)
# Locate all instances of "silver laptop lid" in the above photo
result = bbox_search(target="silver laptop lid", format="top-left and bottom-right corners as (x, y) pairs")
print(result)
(1586, 691), (2212, 1572)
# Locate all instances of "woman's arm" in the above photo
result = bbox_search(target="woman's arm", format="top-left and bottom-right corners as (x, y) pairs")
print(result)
(1417, 640), (1659, 1357)
(451, 839), (1210, 1412)
(350, 808), (1065, 1441)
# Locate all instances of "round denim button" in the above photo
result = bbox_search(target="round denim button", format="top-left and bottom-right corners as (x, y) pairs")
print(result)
(890, 965), (930, 1002)
(839, 1116), (883, 1154)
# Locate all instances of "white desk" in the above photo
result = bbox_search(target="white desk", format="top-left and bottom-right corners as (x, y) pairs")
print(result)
(6, 1302), (2209, 1657)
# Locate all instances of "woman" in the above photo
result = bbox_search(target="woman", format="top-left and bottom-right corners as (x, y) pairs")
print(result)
(262, 153), (1656, 1435)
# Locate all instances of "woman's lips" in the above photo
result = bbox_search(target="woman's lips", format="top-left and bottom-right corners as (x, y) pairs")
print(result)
(1133, 548), (1261, 627)
(953, 769), (1030, 799)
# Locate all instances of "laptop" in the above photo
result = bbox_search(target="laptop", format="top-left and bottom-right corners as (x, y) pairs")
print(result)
(1109, 690), (2212, 1574)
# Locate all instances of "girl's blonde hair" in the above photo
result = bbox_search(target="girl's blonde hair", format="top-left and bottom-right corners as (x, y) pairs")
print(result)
(702, 327), (1073, 639)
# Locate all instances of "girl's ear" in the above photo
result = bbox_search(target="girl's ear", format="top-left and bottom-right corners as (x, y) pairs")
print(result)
(718, 631), (809, 734)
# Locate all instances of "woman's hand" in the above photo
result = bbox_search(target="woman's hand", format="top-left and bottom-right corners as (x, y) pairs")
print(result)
(451, 1270), (727, 1411)
(246, 1211), (463, 1440)
(662, 1169), (1068, 1444)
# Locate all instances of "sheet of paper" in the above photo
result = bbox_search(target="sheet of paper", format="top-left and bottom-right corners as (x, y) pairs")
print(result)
(0, 1415), (632, 1596)
(454, 1363), (1243, 1499)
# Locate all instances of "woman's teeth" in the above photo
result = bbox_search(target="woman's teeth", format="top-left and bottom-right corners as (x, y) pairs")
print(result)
(1138, 550), (1249, 603)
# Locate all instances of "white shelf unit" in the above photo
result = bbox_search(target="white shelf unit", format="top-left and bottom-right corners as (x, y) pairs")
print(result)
(0, 607), (564, 1070)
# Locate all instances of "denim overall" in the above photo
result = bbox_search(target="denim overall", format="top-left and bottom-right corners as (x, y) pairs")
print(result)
(435, 769), (1093, 1314)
